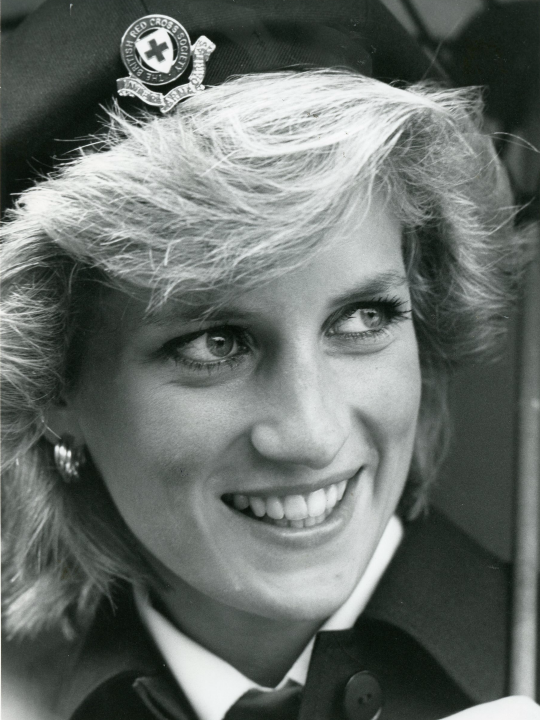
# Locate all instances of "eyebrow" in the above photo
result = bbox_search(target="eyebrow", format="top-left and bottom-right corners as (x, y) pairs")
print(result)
(143, 271), (409, 327)
(326, 271), (408, 309)
(143, 301), (252, 327)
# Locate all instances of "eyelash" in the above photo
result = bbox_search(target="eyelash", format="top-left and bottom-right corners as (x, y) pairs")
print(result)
(160, 329), (251, 375)
(326, 295), (410, 340)
(160, 295), (410, 374)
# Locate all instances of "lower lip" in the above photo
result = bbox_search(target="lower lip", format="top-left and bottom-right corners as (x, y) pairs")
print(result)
(222, 471), (363, 549)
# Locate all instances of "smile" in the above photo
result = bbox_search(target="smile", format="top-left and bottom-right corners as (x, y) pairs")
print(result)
(222, 478), (351, 529)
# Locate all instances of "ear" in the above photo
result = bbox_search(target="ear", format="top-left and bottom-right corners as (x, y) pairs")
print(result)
(43, 396), (86, 447)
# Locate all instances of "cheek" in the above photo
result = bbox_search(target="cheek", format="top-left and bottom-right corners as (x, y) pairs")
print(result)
(342, 332), (421, 442)
(374, 353), (421, 445)
(74, 368), (251, 541)
(77, 364), (232, 470)
(343, 333), (422, 505)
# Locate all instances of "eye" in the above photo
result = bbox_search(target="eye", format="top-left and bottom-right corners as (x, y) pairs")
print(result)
(182, 328), (245, 361)
(326, 296), (411, 346)
(161, 326), (251, 369)
(332, 307), (387, 334)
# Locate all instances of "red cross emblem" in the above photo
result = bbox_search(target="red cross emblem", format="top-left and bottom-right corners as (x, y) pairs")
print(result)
(136, 28), (175, 74)
(117, 15), (216, 113)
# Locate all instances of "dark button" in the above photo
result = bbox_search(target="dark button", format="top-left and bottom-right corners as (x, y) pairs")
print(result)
(343, 671), (383, 720)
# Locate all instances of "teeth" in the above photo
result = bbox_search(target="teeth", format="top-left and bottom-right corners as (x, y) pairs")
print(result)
(233, 494), (250, 511)
(230, 477), (351, 528)
(326, 484), (338, 510)
(283, 495), (308, 521)
(266, 497), (285, 520)
(249, 497), (266, 518)
(307, 488), (326, 518)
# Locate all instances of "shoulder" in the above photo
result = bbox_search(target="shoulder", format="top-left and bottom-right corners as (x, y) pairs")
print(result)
(2, 592), (150, 720)
(2, 591), (196, 720)
(2, 626), (82, 720)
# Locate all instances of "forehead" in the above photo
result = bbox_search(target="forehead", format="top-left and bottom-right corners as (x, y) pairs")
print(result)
(91, 197), (406, 335)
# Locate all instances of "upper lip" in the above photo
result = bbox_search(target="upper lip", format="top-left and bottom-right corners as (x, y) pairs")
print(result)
(222, 467), (362, 498)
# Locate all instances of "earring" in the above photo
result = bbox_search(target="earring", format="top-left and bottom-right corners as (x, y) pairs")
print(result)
(54, 434), (86, 483)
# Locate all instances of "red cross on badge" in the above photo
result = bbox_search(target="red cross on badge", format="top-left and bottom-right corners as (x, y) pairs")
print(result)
(136, 28), (174, 74)
(117, 14), (215, 113)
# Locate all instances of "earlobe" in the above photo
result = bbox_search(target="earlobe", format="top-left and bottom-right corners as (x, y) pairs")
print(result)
(42, 398), (86, 448)
(43, 400), (88, 483)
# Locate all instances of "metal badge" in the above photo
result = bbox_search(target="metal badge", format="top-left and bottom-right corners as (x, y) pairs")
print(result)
(117, 15), (215, 113)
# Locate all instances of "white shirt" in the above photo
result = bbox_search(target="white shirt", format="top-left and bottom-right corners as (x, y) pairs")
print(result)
(136, 516), (403, 720)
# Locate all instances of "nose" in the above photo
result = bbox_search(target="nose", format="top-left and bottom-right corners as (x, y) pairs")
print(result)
(250, 351), (350, 469)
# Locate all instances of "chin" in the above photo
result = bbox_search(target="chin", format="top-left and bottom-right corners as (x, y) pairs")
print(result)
(236, 562), (363, 623)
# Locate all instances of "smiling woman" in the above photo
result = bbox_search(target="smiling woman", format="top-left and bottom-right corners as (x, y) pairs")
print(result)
(49, 199), (420, 665)
(1, 2), (535, 719)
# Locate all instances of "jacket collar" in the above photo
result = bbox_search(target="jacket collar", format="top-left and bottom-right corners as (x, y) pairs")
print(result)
(364, 508), (510, 703)
(59, 509), (510, 718)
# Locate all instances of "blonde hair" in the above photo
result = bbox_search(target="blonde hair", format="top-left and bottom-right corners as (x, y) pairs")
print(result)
(1, 70), (523, 638)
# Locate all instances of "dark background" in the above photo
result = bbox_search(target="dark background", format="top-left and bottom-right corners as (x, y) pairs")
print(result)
(381, 0), (540, 563)
(3, 0), (539, 562)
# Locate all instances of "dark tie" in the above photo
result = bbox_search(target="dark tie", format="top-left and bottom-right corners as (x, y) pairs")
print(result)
(223, 683), (303, 720)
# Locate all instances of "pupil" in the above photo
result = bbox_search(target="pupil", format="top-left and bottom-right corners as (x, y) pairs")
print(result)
(361, 308), (383, 329)
(206, 331), (234, 358)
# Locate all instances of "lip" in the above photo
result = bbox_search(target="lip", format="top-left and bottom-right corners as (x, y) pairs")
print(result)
(221, 468), (361, 500)
(220, 470), (362, 549)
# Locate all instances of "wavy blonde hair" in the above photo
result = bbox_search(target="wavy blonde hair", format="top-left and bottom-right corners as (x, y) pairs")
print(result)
(1, 70), (523, 638)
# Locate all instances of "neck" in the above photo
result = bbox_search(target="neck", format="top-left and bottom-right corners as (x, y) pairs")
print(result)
(151, 577), (324, 687)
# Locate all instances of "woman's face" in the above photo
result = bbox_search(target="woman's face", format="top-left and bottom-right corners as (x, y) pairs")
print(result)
(61, 197), (421, 623)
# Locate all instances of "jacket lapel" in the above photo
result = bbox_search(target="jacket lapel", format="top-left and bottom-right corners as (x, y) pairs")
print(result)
(364, 508), (510, 703)
(300, 619), (472, 720)
(58, 591), (198, 720)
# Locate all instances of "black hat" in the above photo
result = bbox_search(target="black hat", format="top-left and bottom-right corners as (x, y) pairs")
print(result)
(2, 0), (441, 205)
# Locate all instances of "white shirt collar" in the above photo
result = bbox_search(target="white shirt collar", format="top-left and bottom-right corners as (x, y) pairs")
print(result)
(136, 515), (403, 720)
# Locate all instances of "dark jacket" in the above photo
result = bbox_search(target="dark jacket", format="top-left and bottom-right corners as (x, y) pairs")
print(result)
(3, 510), (515, 720)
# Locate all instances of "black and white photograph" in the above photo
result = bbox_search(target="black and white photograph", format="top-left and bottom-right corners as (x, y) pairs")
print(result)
(2, 1), (540, 718)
